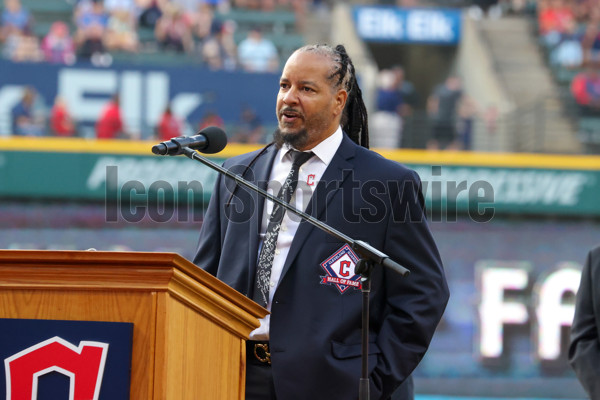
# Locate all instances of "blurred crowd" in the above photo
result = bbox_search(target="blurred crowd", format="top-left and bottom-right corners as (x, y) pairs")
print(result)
(534, 0), (600, 115)
(0, 0), (307, 70)
(1, 0), (517, 149)
(8, 85), (269, 143)
(371, 67), (499, 151)
(0, 0), (310, 143)
(539, 0), (599, 70)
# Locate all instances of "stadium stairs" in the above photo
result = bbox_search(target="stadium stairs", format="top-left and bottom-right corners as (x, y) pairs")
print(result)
(476, 15), (582, 153)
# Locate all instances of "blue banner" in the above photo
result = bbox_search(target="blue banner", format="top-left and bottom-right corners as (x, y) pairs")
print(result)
(353, 6), (462, 44)
(0, 59), (279, 138)
(0, 318), (133, 400)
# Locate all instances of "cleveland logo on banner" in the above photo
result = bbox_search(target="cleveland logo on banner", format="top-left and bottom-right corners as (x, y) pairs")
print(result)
(0, 319), (133, 400)
(5, 337), (108, 400)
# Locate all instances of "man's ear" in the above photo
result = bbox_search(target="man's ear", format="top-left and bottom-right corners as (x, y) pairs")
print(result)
(334, 89), (348, 117)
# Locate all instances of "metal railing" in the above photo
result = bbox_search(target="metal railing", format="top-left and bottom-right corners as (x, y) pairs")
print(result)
(398, 90), (587, 154)
(2, 94), (597, 155)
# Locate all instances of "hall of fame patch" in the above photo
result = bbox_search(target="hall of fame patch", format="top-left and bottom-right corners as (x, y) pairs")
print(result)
(320, 244), (362, 294)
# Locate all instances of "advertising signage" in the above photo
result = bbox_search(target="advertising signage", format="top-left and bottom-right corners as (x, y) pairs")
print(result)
(353, 6), (462, 44)
(1, 139), (599, 217)
(0, 59), (279, 139)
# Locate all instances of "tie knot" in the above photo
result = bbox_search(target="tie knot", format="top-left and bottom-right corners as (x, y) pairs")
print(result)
(290, 150), (313, 168)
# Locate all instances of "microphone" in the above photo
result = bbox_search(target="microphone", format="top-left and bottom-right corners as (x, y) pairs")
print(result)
(152, 126), (227, 156)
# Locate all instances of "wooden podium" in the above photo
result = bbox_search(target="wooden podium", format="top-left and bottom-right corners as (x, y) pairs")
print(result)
(0, 250), (267, 399)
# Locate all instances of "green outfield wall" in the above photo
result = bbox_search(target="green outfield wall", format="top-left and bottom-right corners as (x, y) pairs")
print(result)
(1, 137), (599, 217)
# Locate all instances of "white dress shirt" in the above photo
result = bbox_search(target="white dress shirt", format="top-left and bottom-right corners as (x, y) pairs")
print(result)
(250, 126), (344, 340)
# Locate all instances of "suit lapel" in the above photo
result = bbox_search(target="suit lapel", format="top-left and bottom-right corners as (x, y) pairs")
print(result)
(277, 134), (357, 284)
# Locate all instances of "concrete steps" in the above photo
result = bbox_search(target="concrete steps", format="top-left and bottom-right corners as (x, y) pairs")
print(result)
(476, 16), (582, 153)
(303, 6), (332, 46)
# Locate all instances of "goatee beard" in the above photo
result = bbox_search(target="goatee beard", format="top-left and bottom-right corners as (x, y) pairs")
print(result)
(273, 127), (308, 149)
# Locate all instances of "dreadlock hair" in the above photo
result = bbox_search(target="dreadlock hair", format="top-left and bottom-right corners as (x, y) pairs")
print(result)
(295, 44), (370, 149)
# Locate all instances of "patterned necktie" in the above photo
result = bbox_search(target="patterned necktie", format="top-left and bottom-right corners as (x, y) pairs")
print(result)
(253, 150), (314, 307)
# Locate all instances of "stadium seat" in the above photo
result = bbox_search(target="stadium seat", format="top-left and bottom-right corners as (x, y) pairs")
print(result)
(215, 9), (296, 34)
(110, 50), (201, 67)
(21, 0), (72, 14)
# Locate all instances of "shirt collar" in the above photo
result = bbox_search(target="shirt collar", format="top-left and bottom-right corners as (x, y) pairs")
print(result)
(279, 126), (343, 166)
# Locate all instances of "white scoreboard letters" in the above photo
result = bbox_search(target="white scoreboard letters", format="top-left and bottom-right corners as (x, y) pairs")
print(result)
(476, 260), (581, 361)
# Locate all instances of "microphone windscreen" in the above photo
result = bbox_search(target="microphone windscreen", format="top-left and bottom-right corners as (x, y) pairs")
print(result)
(200, 126), (228, 154)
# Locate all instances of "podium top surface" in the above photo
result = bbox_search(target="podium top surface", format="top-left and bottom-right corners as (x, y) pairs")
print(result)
(0, 249), (268, 337)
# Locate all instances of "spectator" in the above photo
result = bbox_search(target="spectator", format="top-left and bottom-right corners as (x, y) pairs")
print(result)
(103, 0), (137, 15)
(191, 2), (215, 44)
(587, 3), (600, 26)
(538, 0), (575, 47)
(484, 104), (499, 137)
(104, 9), (139, 52)
(290, 0), (307, 31)
(198, 110), (224, 131)
(138, 0), (162, 28)
(0, 0), (39, 63)
(231, 106), (264, 143)
(3, 30), (43, 62)
(370, 69), (403, 149)
(550, 18), (583, 69)
(571, 64), (600, 115)
(427, 75), (464, 150)
(394, 65), (418, 109)
(155, 3), (194, 53)
(41, 21), (76, 64)
(388, 66), (418, 144)
(75, 0), (110, 62)
(394, 65), (419, 146)
(157, 104), (183, 140)
(237, 27), (278, 73)
(96, 95), (126, 139)
(572, 0), (592, 23)
(581, 22), (600, 65)
(171, 0), (204, 15)
(0, 0), (32, 43)
(457, 95), (478, 150)
(50, 96), (75, 137)
(200, 20), (237, 71)
(12, 87), (46, 136)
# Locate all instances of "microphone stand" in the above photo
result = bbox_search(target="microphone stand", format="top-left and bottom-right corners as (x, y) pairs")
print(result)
(177, 146), (410, 400)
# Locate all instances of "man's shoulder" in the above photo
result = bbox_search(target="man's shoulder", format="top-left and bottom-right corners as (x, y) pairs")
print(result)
(353, 145), (418, 181)
(590, 245), (600, 266)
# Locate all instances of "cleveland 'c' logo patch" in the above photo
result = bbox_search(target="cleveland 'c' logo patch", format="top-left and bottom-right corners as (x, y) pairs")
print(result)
(320, 244), (362, 293)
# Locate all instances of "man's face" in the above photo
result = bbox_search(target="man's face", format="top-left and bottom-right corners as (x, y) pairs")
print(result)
(275, 51), (347, 150)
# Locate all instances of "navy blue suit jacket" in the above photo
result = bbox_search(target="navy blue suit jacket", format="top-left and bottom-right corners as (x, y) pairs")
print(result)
(194, 133), (449, 400)
(569, 245), (600, 399)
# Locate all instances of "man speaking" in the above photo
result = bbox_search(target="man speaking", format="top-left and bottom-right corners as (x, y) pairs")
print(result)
(194, 44), (449, 400)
